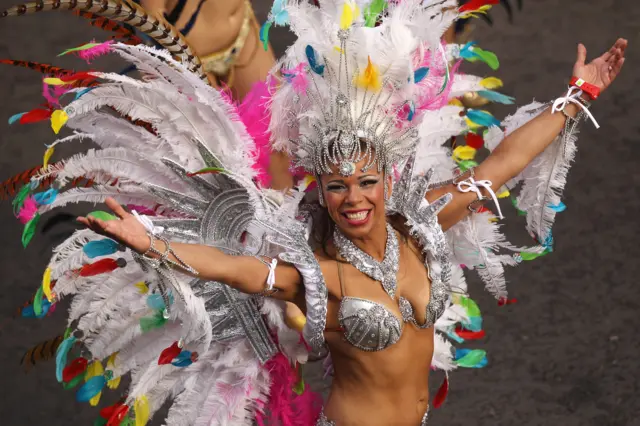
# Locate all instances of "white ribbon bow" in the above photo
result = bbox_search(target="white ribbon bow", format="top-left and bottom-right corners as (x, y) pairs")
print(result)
(266, 258), (278, 290)
(456, 177), (504, 219)
(132, 210), (165, 236)
(552, 86), (600, 129)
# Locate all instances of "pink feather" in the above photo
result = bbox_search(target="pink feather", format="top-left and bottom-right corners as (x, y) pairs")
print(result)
(17, 196), (38, 224)
(76, 40), (114, 63)
(257, 353), (322, 426)
(235, 82), (274, 187)
(126, 204), (157, 216)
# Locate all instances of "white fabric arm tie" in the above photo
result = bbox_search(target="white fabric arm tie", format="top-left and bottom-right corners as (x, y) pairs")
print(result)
(552, 86), (600, 129)
(266, 258), (278, 290)
(456, 177), (504, 219)
(132, 210), (165, 235)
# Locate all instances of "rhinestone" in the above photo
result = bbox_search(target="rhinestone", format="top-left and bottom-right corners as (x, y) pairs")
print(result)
(163, 308), (170, 319)
(339, 161), (356, 176)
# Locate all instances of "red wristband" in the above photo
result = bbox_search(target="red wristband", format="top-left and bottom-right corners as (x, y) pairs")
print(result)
(569, 76), (600, 100)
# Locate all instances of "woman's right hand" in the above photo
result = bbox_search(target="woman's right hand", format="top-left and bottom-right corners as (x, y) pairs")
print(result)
(77, 197), (151, 254)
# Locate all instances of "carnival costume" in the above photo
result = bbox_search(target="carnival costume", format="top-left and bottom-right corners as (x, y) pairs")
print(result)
(0, 0), (599, 425)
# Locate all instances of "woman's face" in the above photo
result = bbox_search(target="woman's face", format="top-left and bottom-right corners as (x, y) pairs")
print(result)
(319, 159), (391, 240)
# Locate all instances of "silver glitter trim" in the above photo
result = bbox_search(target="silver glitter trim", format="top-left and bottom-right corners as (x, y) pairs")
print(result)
(334, 223), (399, 300)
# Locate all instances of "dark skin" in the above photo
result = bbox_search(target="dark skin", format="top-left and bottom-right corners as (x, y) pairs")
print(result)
(79, 40), (626, 424)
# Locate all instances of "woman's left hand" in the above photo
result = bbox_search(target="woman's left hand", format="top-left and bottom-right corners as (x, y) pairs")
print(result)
(573, 38), (627, 92)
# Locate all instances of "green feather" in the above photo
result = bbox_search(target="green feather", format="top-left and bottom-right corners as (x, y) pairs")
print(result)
(468, 47), (499, 70)
(520, 250), (550, 261)
(364, 0), (387, 27)
(12, 184), (32, 214)
(293, 377), (305, 395)
(33, 286), (44, 317)
(58, 43), (101, 57)
(458, 160), (478, 172)
(458, 296), (481, 317)
(22, 213), (40, 248)
(455, 349), (486, 368)
(93, 418), (107, 426)
(140, 310), (167, 333)
(63, 372), (86, 390)
(88, 211), (117, 221)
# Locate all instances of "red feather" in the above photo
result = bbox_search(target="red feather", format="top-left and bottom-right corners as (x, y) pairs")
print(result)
(459, 0), (500, 13)
(158, 341), (182, 365)
(432, 375), (449, 409)
(79, 258), (121, 277)
(62, 357), (88, 382)
(465, 132), (484, 149)
(106, 405), (129, 426)
(60, 71), (97, 83)
(19, 108), (52, 124)
(455, 326), (486, 340)
(498, 297), (518, 306)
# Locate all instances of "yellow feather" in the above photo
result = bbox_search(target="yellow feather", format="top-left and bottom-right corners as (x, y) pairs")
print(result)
(89, 392), (102, 407)
(465, 117), (482, 130)
(43, 77), (67, 86)
(480, 77), (503, 90)
(448, 98), (464, 107)
(43, 146), (55, 168)
(51, 109), (68, 135)
(42, 267), (53, 301)
(135, 396), (150, 426)
(497, 189), (510, 199)
(86, 360), (104, 380)
(135, 281), (149, 294)
(339, 2), (360, 30)
(453, 146), (477, 162)
(355, 57), (382, 92)
(106, 353), (121, 389)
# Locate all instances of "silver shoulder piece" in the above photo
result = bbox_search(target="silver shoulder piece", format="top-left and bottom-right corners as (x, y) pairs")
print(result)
(388, 154), (453, 325)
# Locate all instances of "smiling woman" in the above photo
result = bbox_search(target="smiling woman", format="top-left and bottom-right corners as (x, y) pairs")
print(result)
(0, 0), (627, 425)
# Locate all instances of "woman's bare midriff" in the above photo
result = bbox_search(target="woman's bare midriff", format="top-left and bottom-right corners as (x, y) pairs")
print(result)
(315, 233), (435, 425)
(324, 325), (434, 425)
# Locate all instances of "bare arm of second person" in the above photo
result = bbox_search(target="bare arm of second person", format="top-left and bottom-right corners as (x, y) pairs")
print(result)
(77, 198), (302, 302)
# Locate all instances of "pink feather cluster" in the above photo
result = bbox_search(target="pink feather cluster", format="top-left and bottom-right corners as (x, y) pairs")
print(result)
(77, 40), (114, 63)
(234, 82), (274, 188)
(16, 196), (38, 224)
(256, 353), (322, 426)
(42, 82), (70, 107)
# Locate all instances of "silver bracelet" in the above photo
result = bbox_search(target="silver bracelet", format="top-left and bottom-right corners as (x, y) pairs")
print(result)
(143, 232), (199, 276)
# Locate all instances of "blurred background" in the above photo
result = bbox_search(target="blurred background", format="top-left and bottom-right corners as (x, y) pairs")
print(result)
(0, 0), (639, 425)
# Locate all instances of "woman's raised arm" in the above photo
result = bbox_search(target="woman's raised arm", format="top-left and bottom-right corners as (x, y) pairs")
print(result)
(77, 197), (303, 302)
(428, 38), (627, 231)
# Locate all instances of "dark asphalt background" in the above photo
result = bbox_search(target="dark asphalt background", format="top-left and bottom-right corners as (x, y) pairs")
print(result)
(0, 0), (639, 425)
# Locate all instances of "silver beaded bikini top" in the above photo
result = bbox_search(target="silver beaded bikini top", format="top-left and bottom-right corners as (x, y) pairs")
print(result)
(334, 224), (447, 352)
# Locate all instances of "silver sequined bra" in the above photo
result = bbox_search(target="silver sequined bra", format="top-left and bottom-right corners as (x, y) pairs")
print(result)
(338, 297), (403, 351)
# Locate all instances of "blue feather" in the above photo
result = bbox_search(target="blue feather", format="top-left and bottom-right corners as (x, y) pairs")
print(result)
(413, 67), (429, 83)
(464, 316), (483, 332)
(21, 300), (51, 319)
(33, 188), (58, 205)
(466, 109), (501, 128)
(305, 45), (325, 75)
(407, 101), (415, 122)
(548, 201), (566, 212)
(56, 336), (76, 382)
(8, 112), (26, 125)
(477, 90), (515, 105)
(259, 21), (272, 52)
(454, 348), (488, 368)
(74, 87), (95, 100)
(270, 0), (289, 26)
(171, 350), (194, 368)
(447, 331), (465, 344)
(76, 376), (107, 402)
(147, 291), (174, 310)
(459, 41), (477, 60)
(83, 239), (120, 258)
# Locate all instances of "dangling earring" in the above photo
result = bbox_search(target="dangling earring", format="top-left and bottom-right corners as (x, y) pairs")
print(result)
(384, 179), (391, 201)
(318, 186), (326, 207)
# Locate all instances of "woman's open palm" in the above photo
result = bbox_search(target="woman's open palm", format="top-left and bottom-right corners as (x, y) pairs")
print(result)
(77, 197), (151, 253)
(574, 38), (627, 92)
